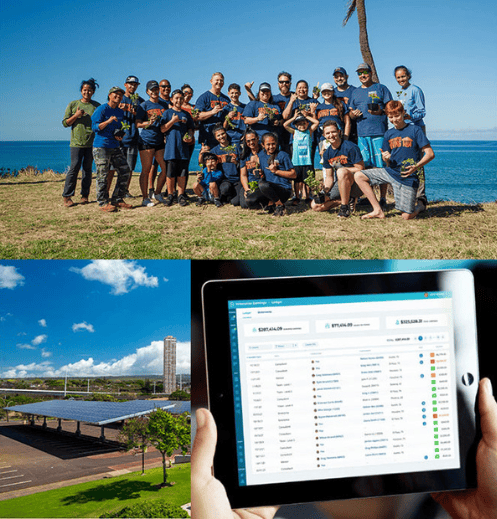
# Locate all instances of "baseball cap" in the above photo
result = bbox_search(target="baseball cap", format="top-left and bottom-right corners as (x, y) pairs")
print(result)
(333, 67), (347, 76)
(259, 82), (272, 91)
(125, 76), (140, 84)
(108, 86), (125, 95)
(321, 82), (334, 92)
(356, 63), (372, 72)
(146, 80), (160, 90)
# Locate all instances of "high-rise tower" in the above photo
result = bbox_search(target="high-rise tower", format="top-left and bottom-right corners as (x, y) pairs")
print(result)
(163, 336), (177, 394)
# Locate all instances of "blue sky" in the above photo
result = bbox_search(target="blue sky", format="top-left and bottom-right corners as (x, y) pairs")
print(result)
(0, 260), (191, 378)
(1, 0), (496, 141)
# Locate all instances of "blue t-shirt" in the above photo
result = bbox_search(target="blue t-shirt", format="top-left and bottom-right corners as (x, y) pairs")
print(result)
(242, 100), (282, 138)
(136, 101), (167, 147)
(272, 93), (292, 113)
(394, 84), (426, 127)
(91, 104), (125, 149)
(224, 102), (246, 144)
(257, 149), (294, 190)
(194, 90), (230, 144)
(200, 167), (224, 192)
(382, 124), (430, 187)
(322, 140), (363, 171)
(119, 94), (145, 146)
(161, 108), (195, 161)
(240, 153), (262, 183)
(210, 143), (241, 183)
(315, 101), (348, 131)
(334, 85), (357, 106)
(349, 84), (392, 137)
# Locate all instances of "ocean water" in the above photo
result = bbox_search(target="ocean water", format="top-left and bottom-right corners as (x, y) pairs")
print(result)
(0, 140), (496, 204)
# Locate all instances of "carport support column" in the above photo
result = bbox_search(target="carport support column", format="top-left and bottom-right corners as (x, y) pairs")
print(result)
(42, 417), (47, 429)
(100, 426), (105, 442)
(76, 421), (81, 437)
(30, 415), (35, 426)
(57, 418), (62, 432)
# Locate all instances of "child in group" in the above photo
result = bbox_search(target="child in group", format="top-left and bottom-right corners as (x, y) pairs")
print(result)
(200, 124), (241, 206)
(283, 111), (319, 204)
(223, 83), (246, 145)
(160, 89), (195, 206)
(192, 152), (223, 207)
(239, 129), (268, 210)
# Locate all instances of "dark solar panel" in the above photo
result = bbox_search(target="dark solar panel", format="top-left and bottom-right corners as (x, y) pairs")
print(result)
(4, 400), (190, 425)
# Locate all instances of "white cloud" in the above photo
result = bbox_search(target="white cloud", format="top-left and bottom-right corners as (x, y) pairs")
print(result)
(0, 266), (25, 290)
(2, 340), (191, 378)
(72, 322), (95, 333)
(70, 260), (159, 295)
(38, 319), (47, 327)
(31, 334), (48, 346)
(41, 349), (52, 358)
(17, 343), (36, 350)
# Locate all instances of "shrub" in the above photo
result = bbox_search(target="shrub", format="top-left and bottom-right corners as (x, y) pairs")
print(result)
(100, 499), (188, 518)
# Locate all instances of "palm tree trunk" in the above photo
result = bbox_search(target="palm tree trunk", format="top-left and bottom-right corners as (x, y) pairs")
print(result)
(355, 0), (379, 83)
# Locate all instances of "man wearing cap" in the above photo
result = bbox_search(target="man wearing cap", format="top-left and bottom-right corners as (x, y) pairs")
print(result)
(242, 83), (282, 140)
(91, 87), (132, 212)
(349, 63), (392, 204)
(119, 76), (144, 192)
(333, 67), (358, 144)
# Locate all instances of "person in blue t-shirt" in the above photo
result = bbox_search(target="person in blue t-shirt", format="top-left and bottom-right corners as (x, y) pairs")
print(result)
(283, 112), (319, 205)
(223, 83), (246, 145)
(192, 152), (223, 207)
(195, 72), (230, 147)
(311, 121), (365, 218)
(160, 89), (195, 207)
(257, 132), (296, 217)
(239, 129), (269, 210)
(135, 80), (167, 207)
(200, 125), (241, 206)
(333, 67), (358, 144)
(354, 101), (435, 220)
(349, 63), (393, 206)
(242, 83), (283, 141)
(91, 87), (132, 212)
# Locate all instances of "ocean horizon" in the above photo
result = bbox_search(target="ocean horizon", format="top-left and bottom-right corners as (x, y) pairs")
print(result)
(1, 139), (496, 204)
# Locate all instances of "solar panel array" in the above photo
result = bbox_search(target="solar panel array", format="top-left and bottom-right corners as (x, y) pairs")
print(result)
(4, 399), (191, 425)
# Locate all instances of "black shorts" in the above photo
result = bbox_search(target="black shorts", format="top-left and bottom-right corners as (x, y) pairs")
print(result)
(167, 159), (189, 178)
(294, 165), (312, 183)
(139, 143), (165, 152)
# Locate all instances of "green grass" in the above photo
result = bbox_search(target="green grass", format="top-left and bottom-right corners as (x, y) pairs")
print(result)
(0, 464), (190, 518)
(1, 172), (496, 259)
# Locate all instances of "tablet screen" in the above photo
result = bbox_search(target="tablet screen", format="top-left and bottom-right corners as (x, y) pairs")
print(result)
(228, 290), (460, 487)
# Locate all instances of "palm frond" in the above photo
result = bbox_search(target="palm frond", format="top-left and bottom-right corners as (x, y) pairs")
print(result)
(342, 0), (357, 26)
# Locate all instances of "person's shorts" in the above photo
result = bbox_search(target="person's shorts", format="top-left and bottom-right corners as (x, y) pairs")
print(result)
(358, 136), (384, 168)
(294, 165), (312, 183)
(167, 159), (189, 178)
(328, 180), (363, 201)
(139, 142), (165, 152)
(361, 168), (417, 214)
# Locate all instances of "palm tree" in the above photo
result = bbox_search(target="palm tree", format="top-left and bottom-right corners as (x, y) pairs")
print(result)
(343, 0), (380, 83)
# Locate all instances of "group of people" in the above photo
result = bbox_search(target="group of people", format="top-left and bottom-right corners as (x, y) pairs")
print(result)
(61, 63), (433, 219)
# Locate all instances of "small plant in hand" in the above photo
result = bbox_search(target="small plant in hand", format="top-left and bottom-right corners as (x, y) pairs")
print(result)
(129, 93), (140, 104)
(114, 121), (130, 138)
(191, 107), (200, 119)
(313, 82), (321, 96)
(225, 106), (238, 129)
(263, 103), (279, 120)
(400, 158), (419, 177)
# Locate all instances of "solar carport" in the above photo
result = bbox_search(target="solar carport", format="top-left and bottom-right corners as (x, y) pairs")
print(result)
(3, 400), (191, 441)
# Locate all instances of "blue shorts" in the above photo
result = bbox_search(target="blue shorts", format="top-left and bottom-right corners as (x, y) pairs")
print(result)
(358, 136), (384, 168)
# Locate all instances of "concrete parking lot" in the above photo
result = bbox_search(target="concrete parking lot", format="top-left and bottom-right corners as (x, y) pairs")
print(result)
(0, 419), (182, 499)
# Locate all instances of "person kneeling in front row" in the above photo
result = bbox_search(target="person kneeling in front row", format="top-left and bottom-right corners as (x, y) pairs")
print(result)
(354, 100), (434, 220)
(192, 152), (224, 207)
(311, 121), (364, 218)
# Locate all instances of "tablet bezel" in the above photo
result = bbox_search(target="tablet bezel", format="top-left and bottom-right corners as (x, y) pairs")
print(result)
(202, 269), (480, 509)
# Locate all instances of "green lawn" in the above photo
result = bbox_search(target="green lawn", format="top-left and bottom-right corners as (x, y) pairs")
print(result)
(0, 464), (190, 518)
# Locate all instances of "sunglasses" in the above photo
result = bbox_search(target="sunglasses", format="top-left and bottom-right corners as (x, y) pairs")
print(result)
(278, 80), (290, 84)
(160, 84), (171, 88)
(357, 71), (370, 76)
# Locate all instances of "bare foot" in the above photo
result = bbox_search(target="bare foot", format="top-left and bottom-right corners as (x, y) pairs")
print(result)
(361, 210), (385, 220)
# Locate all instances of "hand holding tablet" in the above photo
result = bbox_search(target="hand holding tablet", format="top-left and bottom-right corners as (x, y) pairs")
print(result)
(198, 270), (485, 510)
(193, 378), (497, 519)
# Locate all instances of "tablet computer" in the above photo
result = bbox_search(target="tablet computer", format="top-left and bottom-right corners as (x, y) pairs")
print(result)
(201, 269), (480, 509)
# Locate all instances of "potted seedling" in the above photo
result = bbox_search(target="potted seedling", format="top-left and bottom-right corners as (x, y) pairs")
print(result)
(313, 82), (321, 97)
(221, 144), (237, 163)
(400, 158), (419, 177)
(225, 106), (238, 129)
(114, 121), (130, 139)
(263, 103), (278, 121)
(368, 92), (381, 112)
(304, 170), (326, 203)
